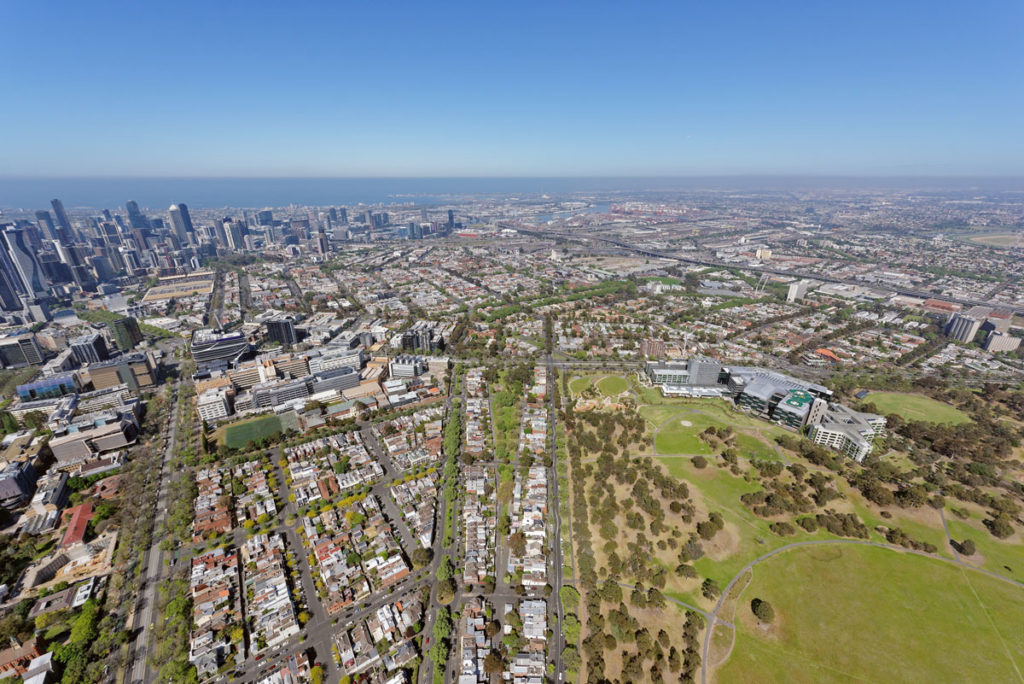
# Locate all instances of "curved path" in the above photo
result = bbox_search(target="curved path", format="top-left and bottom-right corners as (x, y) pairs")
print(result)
(700, 538), (1024, 684)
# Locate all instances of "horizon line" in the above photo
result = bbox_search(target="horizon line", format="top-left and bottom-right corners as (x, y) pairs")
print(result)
(4, 173), (1024, 181)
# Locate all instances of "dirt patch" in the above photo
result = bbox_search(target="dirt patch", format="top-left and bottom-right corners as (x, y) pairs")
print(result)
(704, 521), (741, 561)
(959, 550), (987, 569)
(680, 419), (693, 427)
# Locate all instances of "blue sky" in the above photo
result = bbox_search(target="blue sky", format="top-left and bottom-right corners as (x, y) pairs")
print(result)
(2, 1), (1022, 177)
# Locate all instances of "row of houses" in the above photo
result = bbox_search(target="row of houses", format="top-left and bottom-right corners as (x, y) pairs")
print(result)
(389, 472), (438, 549)
(241, 533), (302, 652)
(462, 465), (496, 586)
(189, 548), (244, 678)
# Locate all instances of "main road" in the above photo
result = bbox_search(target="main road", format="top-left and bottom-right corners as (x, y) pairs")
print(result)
(125, 378), (183, 684)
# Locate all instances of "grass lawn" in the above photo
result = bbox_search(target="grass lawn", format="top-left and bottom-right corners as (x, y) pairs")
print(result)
(643, 402), (785, 459)
(568, 376), (592, 396)
(715, 544), (1024, 684)
(944, 515), (1024, 579)
(596, 375), (629, 396)
(0, 366), (40, 400)
(217, 415), (283, 449)
(864, 391), (971, 425)
(656, 417), (715, 455)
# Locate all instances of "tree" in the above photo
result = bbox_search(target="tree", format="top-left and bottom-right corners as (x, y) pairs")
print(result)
(0, 412), (18, 434)
(297, 611), (310, 626)
(701, 578), (720, 600)
(751, 598), (774, 623)
(69, 599), (99, 645)
(959, 538), (976, 556)
(22, 411), (48, 431)
(484, 651), (504, 675)
(508, 531), (527, 557)
(411, 548), (434, 569)
(436, 555), (454, 582)
(310, 665), (324, 684)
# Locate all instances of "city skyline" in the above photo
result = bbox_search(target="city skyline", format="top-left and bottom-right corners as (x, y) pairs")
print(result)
(3, 1), (1024, 178)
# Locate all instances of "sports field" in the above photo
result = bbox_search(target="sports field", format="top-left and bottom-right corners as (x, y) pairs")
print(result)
(596, 375), (629, 396)
(715, 544), (1024, 683)
(216, 415), (283, 449)
(863, 391), (971, 425)
(966, 232), (1022, 247)
(568, 376), (592, 396)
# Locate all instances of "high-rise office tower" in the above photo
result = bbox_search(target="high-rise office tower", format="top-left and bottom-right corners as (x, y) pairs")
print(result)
(225, 221), (244, 251)
(70, 332), (110, 364)
(98, 222), (121, 247)
(338, 207), (348, 224)
(256, 210), (274, 226)
(168, 203), (195, 244)
(35, 211), (58, 241)
(447, 209), (454, 228)
(2, 226), (49, 297)
(0, 247), (24, 310)
(266, 317), (299, 346)
(50, 198), (74, 243)
(53, 241), (87, 288)
(213, 219), (229, 248)
(125, 200), (149, 230)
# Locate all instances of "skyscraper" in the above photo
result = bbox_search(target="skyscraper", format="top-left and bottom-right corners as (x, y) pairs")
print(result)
(168, 203), (195, 244)
(125, 200), (149, 230)
(34, 211), (57, 241)
(447, 209), (455, 228)
(50, 198), (74, 243)
(0, 247), (24, 311)
(2, 226), (49, 297)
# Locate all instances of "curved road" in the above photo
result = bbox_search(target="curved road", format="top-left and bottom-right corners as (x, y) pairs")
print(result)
(700, 538), (1024, 684)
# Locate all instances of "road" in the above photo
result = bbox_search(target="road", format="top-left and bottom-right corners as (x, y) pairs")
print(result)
(125, 378), (183, 684)
(545, 355), (567, 682)
(699, 538), (1024, 684)
(418, 374), (462, 684)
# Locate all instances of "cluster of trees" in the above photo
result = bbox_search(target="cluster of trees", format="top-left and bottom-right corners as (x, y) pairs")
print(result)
(794, 512), (869, 539)
(48, 598), (129, 684)
(774, 434), (844, 471)
(741, 463), (842, 519)
(884, 526), (938, 554)
(435, 555), (457, 604)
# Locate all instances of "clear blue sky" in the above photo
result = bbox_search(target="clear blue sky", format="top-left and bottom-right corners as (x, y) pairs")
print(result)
(2, 1), (1022, 177)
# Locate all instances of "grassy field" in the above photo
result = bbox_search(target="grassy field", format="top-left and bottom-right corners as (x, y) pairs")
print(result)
(715, 544), (1024, 684)
(568, 376), (592, 396)
(966, 232), (1023, 247)
(863, 391), (971, 425)
(0, 366), (40, 400)
(641, 401), (784, 459)
(596, 375), (629, 396)
(216, 415), (283, 449)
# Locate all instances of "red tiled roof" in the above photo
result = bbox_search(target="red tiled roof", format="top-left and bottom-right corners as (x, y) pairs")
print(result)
(60, 502), (94, 548)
